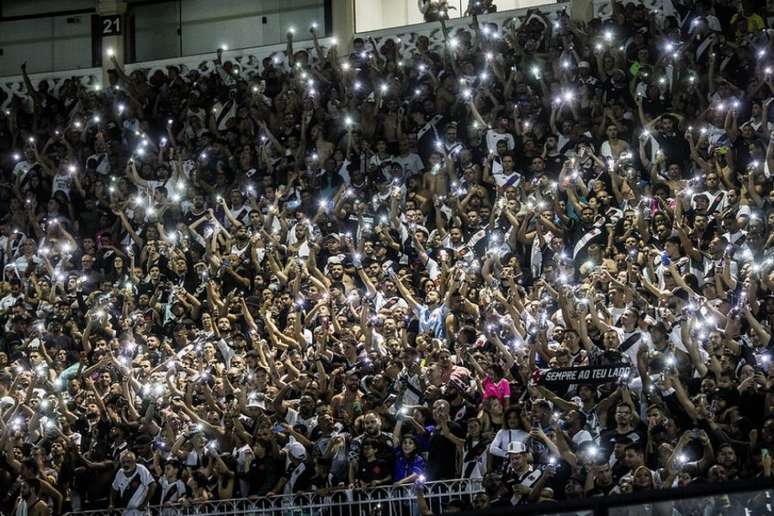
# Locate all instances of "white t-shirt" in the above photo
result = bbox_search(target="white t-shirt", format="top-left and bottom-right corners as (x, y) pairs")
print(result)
(613, 328), (653, 365)
(12, 160), (37, 181)
(691, 189), (727, 214)
(87, 153), (110, 175)
(52, 174), (72, 197)
(375, 292), (409, 312)
(485, 129), (515, 153)
(0, 293), (20, 312)
(689, 255), (738, 287)
(391, 153), (425, 177)
(572, 429), (594, 447)
(158, 477), (186, 505)
(489, 428), (529, 458)
(224, 205), (250, 229)
(491, 159), (523, 187)
(609, 306), (626, 325)
(600, 140), (629, 162)
(285, 406), (318, 435)
(112, 464), (154, 511)
(7, 255), (42, 276)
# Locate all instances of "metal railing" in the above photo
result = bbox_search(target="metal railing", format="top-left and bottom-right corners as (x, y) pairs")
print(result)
(460, 477), (774, 516)
(67, 477), (774, 516)
(68, 478), (483, 516)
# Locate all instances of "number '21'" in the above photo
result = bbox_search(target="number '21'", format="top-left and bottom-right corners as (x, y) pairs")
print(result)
(102, 17), (120, 35)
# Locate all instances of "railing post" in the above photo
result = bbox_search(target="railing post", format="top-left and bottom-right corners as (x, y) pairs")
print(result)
(95, 0), (128, 87)
(330, 0), (355, 55)
(594, 497), (609, 516)
(569, 0), (594, 23)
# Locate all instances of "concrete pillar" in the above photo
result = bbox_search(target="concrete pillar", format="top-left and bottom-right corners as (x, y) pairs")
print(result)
(330, 0), (355, 55)
(569, 0), (594, 24)
(96, 0), (128, 85)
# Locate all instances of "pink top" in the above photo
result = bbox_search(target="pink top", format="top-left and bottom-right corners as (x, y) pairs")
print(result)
(482, 377), (510, 402)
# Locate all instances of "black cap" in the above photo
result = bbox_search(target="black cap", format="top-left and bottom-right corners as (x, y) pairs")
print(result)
(245, 296), (262, 308)
(164, 457), (181, 467)
(133, 434), (153, 447)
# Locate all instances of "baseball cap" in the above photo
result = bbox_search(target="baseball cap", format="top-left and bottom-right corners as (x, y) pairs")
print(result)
(244, 296), (262, 308)
(578, 61), (590, 68)
(133, 434), (153, 449)
(414, 225), (430, 237)
(164, 457), (181, 468)
(284, 441), (307, 460)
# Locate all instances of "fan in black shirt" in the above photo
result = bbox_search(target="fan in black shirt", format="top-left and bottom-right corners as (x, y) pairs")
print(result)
(354, 438), (392, 488)
(426, 400), (466, 481)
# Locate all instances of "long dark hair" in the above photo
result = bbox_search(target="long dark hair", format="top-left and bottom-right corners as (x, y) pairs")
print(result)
(254, 437), (281, 461)
(503, 406), (524, 430)
(400, 434), (420, 459)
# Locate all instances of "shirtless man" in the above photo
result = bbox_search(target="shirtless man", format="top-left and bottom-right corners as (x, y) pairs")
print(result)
(600, 124), (630, 162)
(331, 370), (364, 422)
(14, 479), (50, 516)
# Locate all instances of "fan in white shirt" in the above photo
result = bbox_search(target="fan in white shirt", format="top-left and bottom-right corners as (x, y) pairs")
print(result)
(110, 452), (156, 516)
(391, 144), (425, 178)
(157, 459), (186, 511)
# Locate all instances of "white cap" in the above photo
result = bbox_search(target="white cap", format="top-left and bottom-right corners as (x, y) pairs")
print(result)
(246, 398), (265, 409)
(284, 441), (307, 460)
(507, 441), (528, 454)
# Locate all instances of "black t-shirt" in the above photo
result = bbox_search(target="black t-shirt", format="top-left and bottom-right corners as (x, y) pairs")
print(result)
(44, 334), (78, 356)
(598, 424), (646, 459)
(732, 135), (762, 171)
(603, 79), (630, 108)
(221, 262), (253, 296)
(283, 461), (313, 494)
(655, 132), (690, 167)
(567, 220), (604, 264)
(351, 431), (394, 464)
(239, 456), (283, 496)
(184, 208), (210, 227)
(543, 152), (566, 177)
(357, 458), (391, 484)
(426, 421), (465, 480)
(75, 415), (112, 457)
(612, 458), (630, 484)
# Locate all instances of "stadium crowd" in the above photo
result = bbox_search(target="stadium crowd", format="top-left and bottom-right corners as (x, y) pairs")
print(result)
(1, 0), (774, 514)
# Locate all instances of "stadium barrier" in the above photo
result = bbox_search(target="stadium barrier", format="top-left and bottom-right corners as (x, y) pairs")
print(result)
(67, 477), (774, 516)
(68, 477), (483, 516)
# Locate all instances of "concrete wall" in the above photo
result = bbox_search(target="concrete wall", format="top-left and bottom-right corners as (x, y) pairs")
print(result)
(354, 0), (553, 33)
(0, 0), (326, 76)
(0, 14), (94, 76)
(1, 0), (94, 17)
(132, 0), (326, 62)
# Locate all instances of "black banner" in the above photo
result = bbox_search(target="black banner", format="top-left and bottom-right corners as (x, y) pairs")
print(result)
(537, 364), (631, 388)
